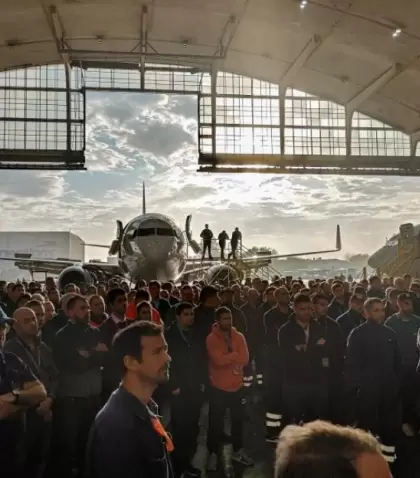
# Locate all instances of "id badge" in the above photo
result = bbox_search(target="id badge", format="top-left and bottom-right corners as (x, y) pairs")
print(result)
(322, 357), (329, 368)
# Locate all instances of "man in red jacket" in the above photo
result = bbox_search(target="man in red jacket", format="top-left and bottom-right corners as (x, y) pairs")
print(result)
(205, 306), (254, 471)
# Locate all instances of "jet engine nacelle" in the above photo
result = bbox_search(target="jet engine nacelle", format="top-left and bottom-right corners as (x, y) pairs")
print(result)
(57, 266), (93, 291)
(205, 264), (243, 286)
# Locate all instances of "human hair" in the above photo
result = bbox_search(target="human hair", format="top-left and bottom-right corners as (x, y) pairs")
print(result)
(107, 288), (126, 305)
(176, 302), (193, 316)
(265, 286), (276, 296)
(136, 300), (151, 313)
(275, 421), (380, 478)
(311, 293), (329, 305)
(11, 283), (23, 293)
(332, 281), (344, 291)
(135, 289), (151, 301)
(112, 321), (163, 375)
(215, 306), (231, 321)
(199, 285), (218, 304)
(369, 275), (380, 285)
(293, 293), (311, 306)
(161, 282), (173, 293)
(65, 283), (77, 292)
(149, 280), (161, 289)
(364, 297), (382, 312)
(89, 294), (104, 305)
(26, 299), (44, 309)
(66, 294), (87, 311)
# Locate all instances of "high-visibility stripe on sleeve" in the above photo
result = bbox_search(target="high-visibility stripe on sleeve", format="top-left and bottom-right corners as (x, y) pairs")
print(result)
(244, 382), (251, 387)
(383, 454), (396, 463)
(266, 420), (281, 427)
(257, 380), (263, 385)
(266, 413), (282, 420)
(256, 374), (263, 379)
(243, 376), (253, 381)
(380, 444), (395, 454)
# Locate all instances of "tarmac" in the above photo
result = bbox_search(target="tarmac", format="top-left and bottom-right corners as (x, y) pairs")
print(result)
(191, 396), (275, 477)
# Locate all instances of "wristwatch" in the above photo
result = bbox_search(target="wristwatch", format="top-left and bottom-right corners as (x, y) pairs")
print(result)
(11, 389), (20, 405)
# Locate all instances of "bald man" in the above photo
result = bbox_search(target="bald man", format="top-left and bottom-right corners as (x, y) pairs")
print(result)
(4, 307), (58, 478)
(41, 292), (76, 348)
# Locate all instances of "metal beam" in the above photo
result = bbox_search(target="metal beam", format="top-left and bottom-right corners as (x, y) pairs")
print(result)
(44, 5), (70, 67)
(410, 128), (420, 156)
(61, 48), (225, 62)
(140, 4), (148, 89)
(278, 35), (322, 90)
(347, 63), (402, 113)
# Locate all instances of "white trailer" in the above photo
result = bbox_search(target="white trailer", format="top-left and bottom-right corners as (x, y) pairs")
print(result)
(0, 231), (85, 281)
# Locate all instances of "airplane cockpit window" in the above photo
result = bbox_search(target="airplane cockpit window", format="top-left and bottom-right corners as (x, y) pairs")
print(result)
(134, 228), (155, 237)
(386, 236), (399, 247)
(157, 228), (177, 237)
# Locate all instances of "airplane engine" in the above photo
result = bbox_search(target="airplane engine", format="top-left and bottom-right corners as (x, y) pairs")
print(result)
(205, 264), (243, 286)
(58, 266), (93, 291)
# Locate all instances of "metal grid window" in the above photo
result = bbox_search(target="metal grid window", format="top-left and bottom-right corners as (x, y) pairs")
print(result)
(284, 90), (346, 155)
(200, 72), (281, 155)
(0, 65), (85, 153)
(351, 112), (410, 156)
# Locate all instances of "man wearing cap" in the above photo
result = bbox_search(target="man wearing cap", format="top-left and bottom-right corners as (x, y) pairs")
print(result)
(0, 307), (47, 477)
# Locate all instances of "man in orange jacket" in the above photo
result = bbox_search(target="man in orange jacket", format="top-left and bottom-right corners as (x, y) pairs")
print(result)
(205, 306), (254, 472)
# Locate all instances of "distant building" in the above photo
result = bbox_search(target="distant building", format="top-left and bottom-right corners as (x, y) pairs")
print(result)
(0, 231), (85, 281)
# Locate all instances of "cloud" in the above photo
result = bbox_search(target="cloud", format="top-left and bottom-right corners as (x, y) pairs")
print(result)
(2, 90), (420, 266)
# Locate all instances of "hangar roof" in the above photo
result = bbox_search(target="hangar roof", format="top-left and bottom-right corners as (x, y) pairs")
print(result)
(2, 0), (420, 134)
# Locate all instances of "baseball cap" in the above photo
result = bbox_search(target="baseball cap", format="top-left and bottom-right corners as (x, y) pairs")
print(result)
(0, 306), (13, 326)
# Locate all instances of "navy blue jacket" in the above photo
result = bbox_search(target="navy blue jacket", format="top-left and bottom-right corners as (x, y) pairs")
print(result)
(86, 386), (173, 478)
(277, 319), (330, 385)
(345, 321), (402, 395)
(337, 309), (365, 342)
(385, 313), (420, 371)
(328, 298), (347, 320)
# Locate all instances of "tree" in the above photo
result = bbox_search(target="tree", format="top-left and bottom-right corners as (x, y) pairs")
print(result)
(345, 253), (369, 267)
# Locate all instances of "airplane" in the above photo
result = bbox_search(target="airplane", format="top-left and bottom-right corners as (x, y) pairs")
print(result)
(0, 184), (342, 289)
(368, 223), (420, 277)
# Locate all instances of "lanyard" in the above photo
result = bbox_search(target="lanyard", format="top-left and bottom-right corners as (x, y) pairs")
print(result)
(151, 416), (174, 452)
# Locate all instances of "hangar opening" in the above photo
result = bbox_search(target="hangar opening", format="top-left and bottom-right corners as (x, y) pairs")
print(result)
(1, 63), (419, 175)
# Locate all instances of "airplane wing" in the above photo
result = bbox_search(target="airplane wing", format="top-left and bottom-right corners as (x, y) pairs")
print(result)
(240, 224), (342, 263)
(0, 255), (121, 275)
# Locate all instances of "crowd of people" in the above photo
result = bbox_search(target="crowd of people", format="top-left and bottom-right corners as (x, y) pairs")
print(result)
(0, 273), (420, 478)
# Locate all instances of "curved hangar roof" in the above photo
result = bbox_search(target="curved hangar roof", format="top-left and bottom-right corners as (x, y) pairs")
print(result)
(2, 0), (420, 134)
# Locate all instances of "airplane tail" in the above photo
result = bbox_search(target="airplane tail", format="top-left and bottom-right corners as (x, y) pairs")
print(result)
(336, 225), (342, 251)
(142, 182), (146, 215)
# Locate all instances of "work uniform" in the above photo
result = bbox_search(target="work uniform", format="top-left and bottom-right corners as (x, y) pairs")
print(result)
(336, 308), (365, 342)
(385, 313), (420, 426)
(277, 319), (330, 426)
(228, 230), (242, 260)
(166, 323), (202, 478)
(0, 351), (37, 478)
(241, 302), (265, 389)
(4, 336), (58, 478)
(218, 231), (229, 260)
(86, 387), (174, 478)
(200, 228), (214, 260)
(52, 321), (106, 478)
(315, 315), (345, 422)
(345, 321), (402, 466)
(263, 306), (291, 437)
(328, 297), (347, 320)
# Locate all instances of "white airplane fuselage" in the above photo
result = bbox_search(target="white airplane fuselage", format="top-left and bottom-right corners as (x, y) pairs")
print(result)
(119, 213), (188, 282)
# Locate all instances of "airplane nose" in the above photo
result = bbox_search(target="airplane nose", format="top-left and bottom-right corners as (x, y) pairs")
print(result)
(139, 237), (176, 260)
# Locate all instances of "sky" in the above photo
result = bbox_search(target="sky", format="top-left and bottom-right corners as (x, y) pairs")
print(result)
(0, 90), (419, 261)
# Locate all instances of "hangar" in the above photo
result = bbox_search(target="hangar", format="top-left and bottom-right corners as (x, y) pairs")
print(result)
(1, 0), (420, 174)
